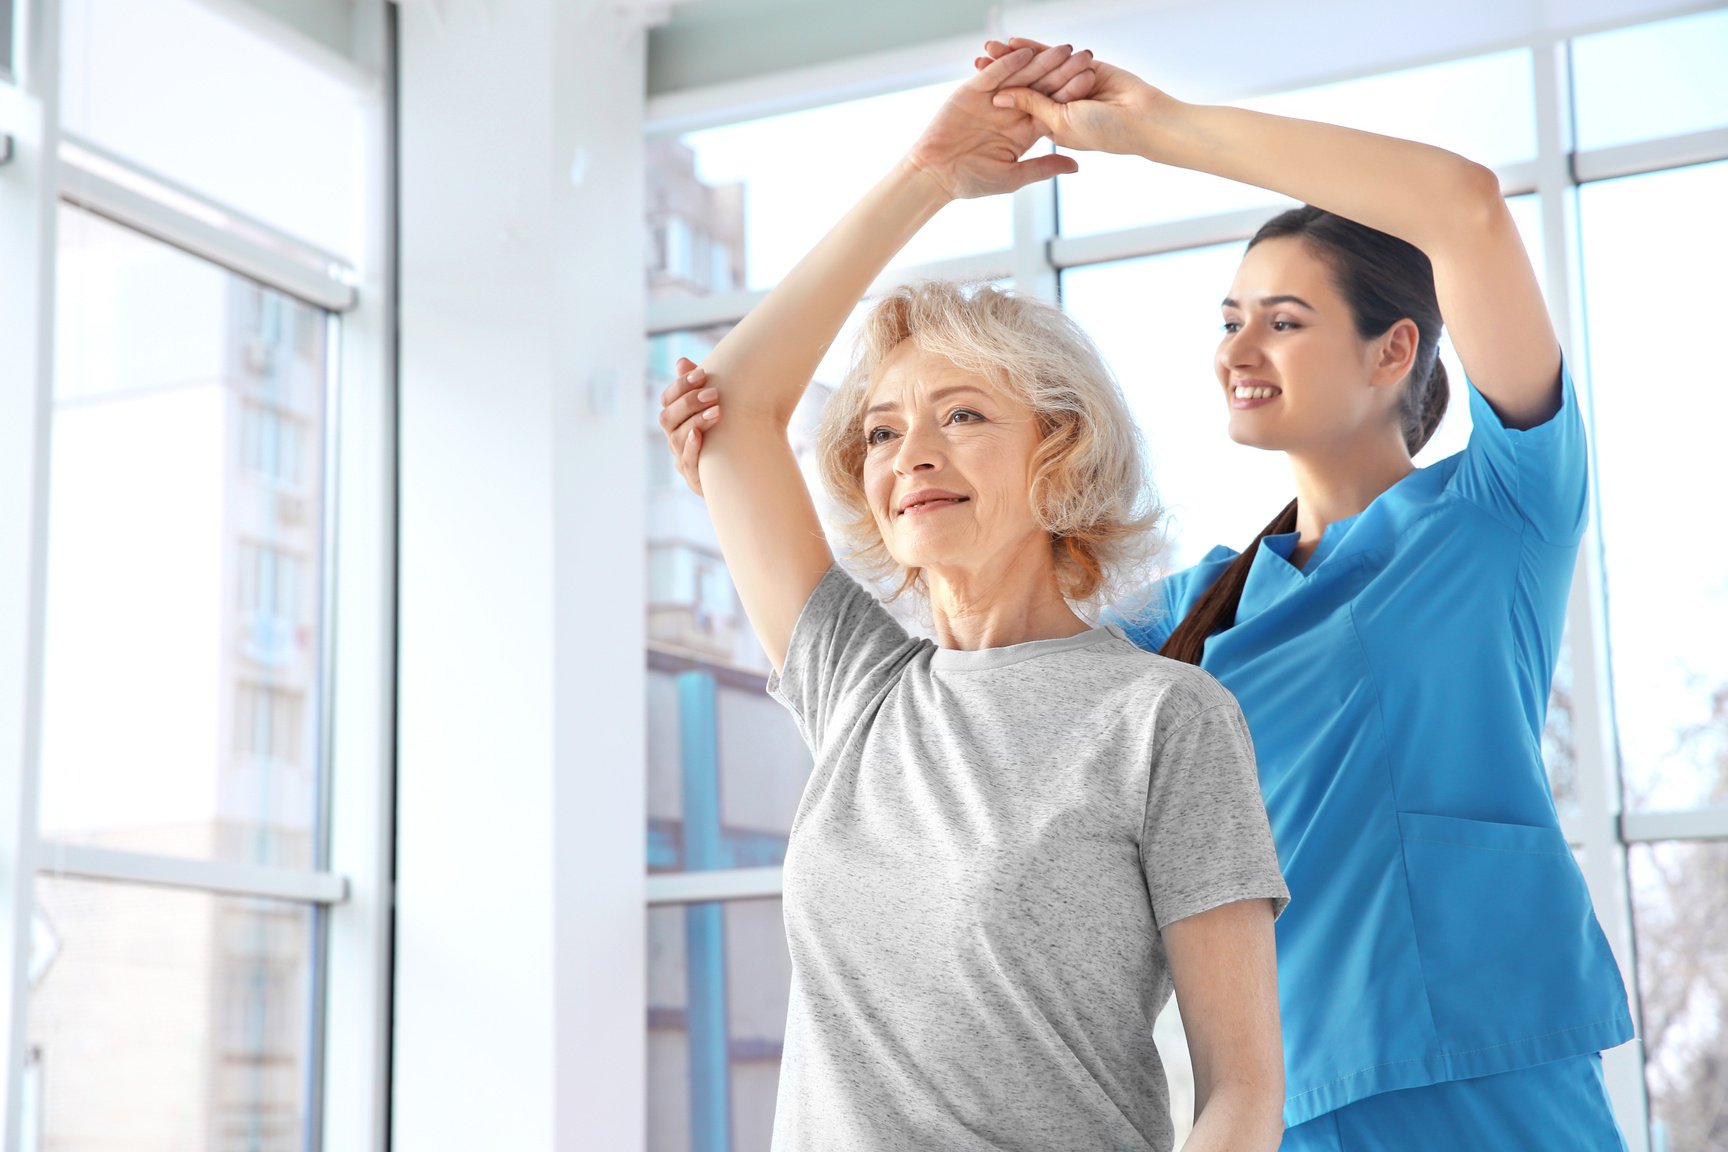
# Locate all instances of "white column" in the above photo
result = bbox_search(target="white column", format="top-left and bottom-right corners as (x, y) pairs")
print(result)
(0, 3), (58, 1150)
(396, 1), (647, 1148)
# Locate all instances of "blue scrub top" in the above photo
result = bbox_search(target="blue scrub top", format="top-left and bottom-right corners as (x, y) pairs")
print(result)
(1117, 366), (1633, 1126)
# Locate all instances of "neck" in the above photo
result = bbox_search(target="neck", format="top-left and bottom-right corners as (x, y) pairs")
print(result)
(1287, 434), (1414, 550)
(923, 556), (1089, 651)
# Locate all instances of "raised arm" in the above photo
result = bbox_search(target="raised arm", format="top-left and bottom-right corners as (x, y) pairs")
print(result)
(986, 41), (1561, 429)
(684, 46), (1088, 671)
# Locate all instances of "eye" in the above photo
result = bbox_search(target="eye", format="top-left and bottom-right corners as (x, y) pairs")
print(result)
(1270, 318), (1302, 332)
(1221, 320), (1242, 334)
(946, 408), (984, 426)
(866, 426), (898, 447)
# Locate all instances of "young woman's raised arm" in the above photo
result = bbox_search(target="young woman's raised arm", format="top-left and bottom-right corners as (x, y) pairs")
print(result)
(675, 45), (1089, 671)
(987, 42), (1561, 429)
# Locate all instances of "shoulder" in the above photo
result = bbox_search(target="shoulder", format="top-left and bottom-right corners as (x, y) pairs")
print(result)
(1090, 634), (1242, 726)
(1109, 546), (1238, 653)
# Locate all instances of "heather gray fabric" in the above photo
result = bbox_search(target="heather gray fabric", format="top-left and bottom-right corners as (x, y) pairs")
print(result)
(766, 566), (1289, 1151)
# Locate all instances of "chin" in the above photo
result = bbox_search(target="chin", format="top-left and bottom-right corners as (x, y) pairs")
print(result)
(1225, 422), (1281, 451)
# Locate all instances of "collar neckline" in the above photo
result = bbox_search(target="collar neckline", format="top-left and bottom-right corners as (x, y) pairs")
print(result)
(929, 625), (1118, 671)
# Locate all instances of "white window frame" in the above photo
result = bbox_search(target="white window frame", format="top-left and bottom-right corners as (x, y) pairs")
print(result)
(640, 9), (1728, 1150)
(0, 2), (396, 1150)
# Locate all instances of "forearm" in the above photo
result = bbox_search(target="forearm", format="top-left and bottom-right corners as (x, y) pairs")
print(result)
(696, 159), (949, 437)
(1131, 97), (1501, 249)
(1182, 1079), (1284, 1152)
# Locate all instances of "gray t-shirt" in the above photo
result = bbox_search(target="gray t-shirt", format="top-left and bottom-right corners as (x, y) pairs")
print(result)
(766, 567), (1289, 1151)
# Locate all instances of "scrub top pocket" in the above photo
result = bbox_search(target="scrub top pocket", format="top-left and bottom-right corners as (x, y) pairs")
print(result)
(1397, 811), (1624, 1060)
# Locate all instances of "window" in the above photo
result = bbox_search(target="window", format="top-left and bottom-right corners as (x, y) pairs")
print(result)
(28, 879), (316, 1152)
(59, 0), (367, 258)
(1578, 161), (1728, 813)
(1057, 50), (1535, 239)
(35, 205), (334, 1143)
(5, 1), (389, 1149)
(651, 80), (1014, 297)
(648, 900), (791, 1152)
(1628, 841), (1728, 1151)
(1571, 9), (1728, 151)
(41, 207), (327, 869)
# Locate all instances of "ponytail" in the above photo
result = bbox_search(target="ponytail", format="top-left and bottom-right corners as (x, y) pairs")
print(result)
(1406, 358), (1449, 455)
(1160, 499), (1298, 665)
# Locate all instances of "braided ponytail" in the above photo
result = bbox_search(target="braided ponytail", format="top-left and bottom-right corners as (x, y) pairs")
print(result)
(1162, 207), (1447, 666)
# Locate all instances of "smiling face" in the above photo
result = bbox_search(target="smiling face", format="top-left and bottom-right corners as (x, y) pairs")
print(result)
(860, 341), (1050, 580)
(1217, 236), (1412, 455)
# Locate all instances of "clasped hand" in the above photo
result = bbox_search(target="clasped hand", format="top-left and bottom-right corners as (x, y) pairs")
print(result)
(904, 43), (1096, 200)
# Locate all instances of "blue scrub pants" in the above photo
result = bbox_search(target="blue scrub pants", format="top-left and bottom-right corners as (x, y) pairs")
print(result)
(1279, 1053), (1628, 1151)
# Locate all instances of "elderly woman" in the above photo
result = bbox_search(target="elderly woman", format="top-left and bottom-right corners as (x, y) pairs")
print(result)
(670, 47), (1289, 1151)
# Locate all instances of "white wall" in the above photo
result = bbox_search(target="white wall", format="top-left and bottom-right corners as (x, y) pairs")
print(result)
(395, 0), (646, 1148)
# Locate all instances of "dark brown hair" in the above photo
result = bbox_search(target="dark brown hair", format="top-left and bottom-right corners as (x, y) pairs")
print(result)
(1161, 207), (1449, 665)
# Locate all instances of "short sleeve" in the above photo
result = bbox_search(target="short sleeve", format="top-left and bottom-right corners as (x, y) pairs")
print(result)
(767, 565), (925, 754)
(1141, 696), (1289, 929)
(1450, 361), (1588, 546)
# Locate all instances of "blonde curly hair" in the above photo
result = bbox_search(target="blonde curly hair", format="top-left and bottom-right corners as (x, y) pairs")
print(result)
(817, 281), (1163, 615)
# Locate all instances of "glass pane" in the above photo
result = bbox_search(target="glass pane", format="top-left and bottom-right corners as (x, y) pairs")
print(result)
(28, 877), (316, 1151)
(1058, 50), (1534, 238)
(648, 899), (790, 1152)
(59, 0), (366, 257)
(1629, 842), (1728, 1152)
(1579, 162), (1728, 811)
(1572, 9), (1728, 152)
(40, 206), (328, 868)
(649, 80), (1012, 296)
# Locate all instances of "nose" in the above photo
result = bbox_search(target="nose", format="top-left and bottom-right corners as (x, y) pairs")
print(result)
(1220, 324), (1263, 372)
(892, 420), (944, 477)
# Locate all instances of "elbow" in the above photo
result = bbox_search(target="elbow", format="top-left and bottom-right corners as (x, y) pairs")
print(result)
(1444, 157), (1511, 238)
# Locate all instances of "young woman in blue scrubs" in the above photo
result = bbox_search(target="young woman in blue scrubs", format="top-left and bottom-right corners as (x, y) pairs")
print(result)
(983, 41), (1635, 1150)
(661, 41), (1636, 1150)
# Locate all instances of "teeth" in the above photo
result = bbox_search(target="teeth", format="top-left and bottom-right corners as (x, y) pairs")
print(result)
(1234, 385), (1278, 399)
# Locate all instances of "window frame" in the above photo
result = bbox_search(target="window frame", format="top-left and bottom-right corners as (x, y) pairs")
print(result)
(0, 1), (397, 1149)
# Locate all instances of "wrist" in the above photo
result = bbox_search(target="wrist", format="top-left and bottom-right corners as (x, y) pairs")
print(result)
(1126, 89), (1187, 160)
(897, 151), (960, 210)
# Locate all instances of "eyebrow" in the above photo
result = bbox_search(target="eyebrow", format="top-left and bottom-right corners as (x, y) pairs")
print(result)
(865, 384), (992, 418)
(1220, 294), (1317, 311)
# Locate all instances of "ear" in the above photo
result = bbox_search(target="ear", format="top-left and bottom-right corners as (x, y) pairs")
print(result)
(1371, 318), (1421, 389)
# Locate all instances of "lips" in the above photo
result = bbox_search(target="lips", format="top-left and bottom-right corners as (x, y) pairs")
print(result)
(898, 489), (969, 515)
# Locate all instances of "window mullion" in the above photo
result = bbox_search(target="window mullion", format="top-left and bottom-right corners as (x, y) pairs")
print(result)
(1538, 34), (1653, 1151)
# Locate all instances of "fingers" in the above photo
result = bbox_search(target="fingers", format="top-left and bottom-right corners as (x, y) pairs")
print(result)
(660, 383), (719, 439)
(1002, 151), (1080, 192)
(1050, 67), (1099, 104)
(678, 423), (706, 497)
(991, 86), (1064, 132)
(658, 358), (703, 408)
(985, 37), (1052, 58)
(997, 41), (1075, 91)
(1030, 48), (1092, 96)
(966, 45), (1035, 90)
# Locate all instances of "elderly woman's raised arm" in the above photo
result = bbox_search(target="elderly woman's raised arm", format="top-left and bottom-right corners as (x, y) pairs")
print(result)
(665, 46), (1088, 671)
